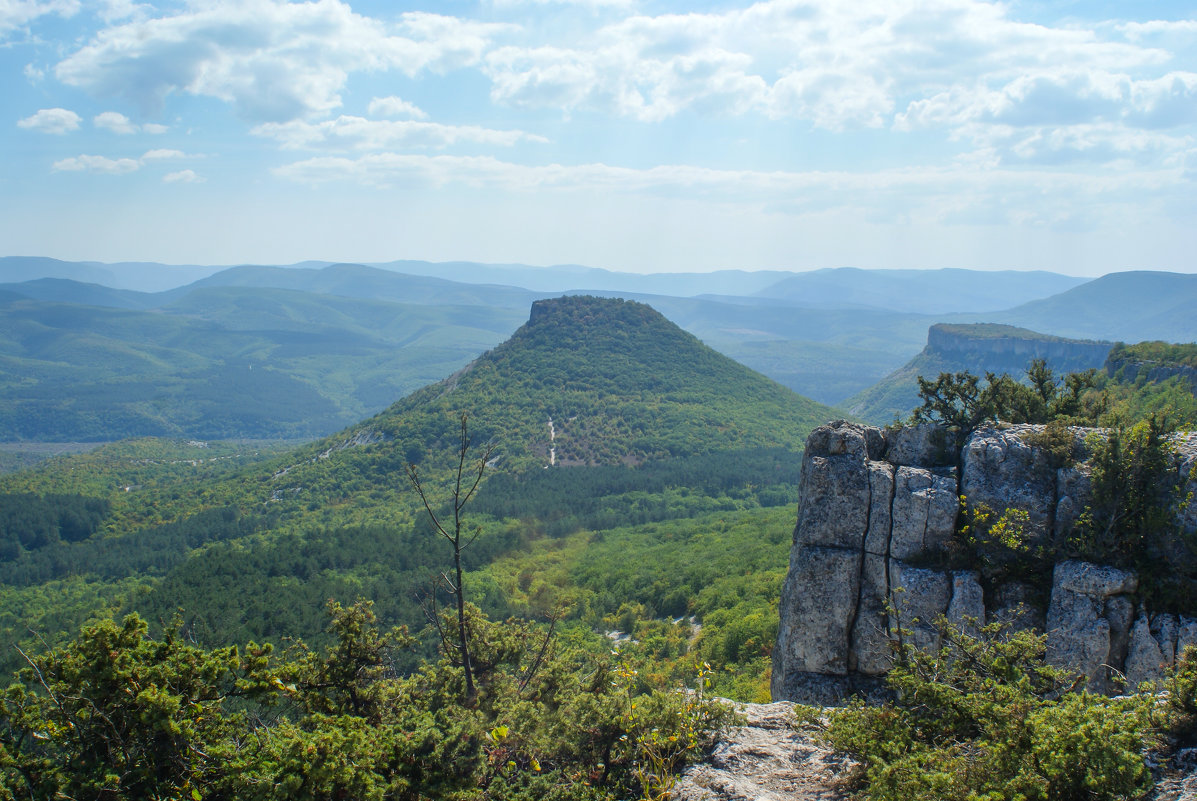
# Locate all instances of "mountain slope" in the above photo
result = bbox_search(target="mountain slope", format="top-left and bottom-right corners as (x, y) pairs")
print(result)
(985, 271), (1197, 342)
(755, 267), (1087, 314)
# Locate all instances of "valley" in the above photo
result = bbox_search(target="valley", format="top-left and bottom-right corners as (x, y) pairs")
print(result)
(1, 261), (1196, 799)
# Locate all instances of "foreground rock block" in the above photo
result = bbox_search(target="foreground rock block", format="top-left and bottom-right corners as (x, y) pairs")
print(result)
(773, 420), (1197, 703)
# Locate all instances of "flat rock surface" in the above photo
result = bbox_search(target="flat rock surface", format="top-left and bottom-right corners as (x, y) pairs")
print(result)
(676, 701), (851, 801)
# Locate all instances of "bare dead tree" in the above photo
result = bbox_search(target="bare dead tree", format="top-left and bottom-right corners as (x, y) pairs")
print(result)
(406, 413), (493, 701)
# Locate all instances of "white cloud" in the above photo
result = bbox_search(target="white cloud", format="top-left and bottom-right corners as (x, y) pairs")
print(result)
(489, 0), (634, 7)
(251, 115), (548, 150)
(367, 96), (427, 120)
(271, 150), (1181, 218)
(55, 1), (514, 122)
(141, 148), (191, 160)
(51, 154), (141, 174)
(17, 107), (81, 134)
(0, 0), (79, 39)
(163, 169), (203, 183)
(478, 0), (1190, 158)
(95, 110), (170, 134)
(48, 149), (200, 175)
(94, 110), (138, 134)
(97, 0), (147, 23)
(23, 63), (44, 82)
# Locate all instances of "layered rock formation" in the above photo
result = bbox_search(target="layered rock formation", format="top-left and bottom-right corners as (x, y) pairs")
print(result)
(926, 324), (1112, 371)
(772, 421), (1197, 703)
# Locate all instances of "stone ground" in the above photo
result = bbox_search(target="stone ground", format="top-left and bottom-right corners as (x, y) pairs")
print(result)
(676, 700), (1197, 801)
(675, 701), (852, 801)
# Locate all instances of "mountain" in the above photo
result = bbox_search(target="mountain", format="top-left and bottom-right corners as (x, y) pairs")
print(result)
(354, 295), (839, 470)
(0, 278), (164, 310)
(755, 267), (1088, 314)
(843, 323), (1113, 424)
(985, 271), (1197, 342)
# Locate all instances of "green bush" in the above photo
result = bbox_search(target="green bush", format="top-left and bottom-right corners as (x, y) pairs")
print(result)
(817, 621), (1156, 801)
(0, 601), (732, 801)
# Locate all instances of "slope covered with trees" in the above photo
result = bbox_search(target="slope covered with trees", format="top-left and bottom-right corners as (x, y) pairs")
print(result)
(0, 296), (835, 687)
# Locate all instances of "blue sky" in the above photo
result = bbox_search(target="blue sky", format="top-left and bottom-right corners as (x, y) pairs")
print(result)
(3, 0), (1196, 275)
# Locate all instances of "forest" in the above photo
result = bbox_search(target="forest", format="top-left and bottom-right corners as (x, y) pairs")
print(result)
(0, 295), (1195, 798)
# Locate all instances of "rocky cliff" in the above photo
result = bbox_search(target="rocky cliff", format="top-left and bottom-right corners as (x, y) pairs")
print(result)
(772, 421), (1197, 703)
(925, 323), (1112, 371)
(845, 323), (1113, 424)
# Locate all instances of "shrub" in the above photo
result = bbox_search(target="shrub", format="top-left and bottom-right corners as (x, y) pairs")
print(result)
(818, 620), (1156, 801)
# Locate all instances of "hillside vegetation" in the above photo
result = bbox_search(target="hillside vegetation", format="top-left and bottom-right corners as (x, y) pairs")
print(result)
(0, 296), (833, 687)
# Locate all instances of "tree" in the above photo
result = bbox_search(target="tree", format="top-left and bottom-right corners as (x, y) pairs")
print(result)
(912, 362), (1101, 442)
(0, 614), (274, 800)
(406, 413), (494, 702)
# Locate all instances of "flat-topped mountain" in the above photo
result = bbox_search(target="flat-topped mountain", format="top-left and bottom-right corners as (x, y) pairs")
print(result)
(843, 323), (1113, 424)
(358, 295), (838, 471)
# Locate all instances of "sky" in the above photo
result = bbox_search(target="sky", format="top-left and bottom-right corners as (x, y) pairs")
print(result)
(3, 0), (1197, 276)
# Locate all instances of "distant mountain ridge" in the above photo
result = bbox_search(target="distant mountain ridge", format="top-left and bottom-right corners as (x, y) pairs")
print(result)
(3, 258), (1196, 446)
(756, 267), (1087, 314)
(985, 271), (1197, 342)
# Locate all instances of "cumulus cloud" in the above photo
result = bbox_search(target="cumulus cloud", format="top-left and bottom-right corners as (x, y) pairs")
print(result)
(367, 96), (428, 119)
(476, 0), (1194, 169)
(163, 169), (203, 183)
(94, 111), (138, 134)
(0, 0), (79, 39)
(94, 110), (170, 134)
(51, 154), (141, 174)
(17, 107), (81, 134)
(48, 148), (200, 175)
(251, 115), (548, 150)
(55, 1), (514, 122)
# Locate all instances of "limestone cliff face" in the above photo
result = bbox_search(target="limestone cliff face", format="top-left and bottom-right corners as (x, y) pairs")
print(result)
(925, 324), (1112, 368)
(771, 421), (1197, 704)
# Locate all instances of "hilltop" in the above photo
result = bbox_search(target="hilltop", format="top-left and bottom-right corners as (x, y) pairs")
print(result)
(366, 295), (837, 470)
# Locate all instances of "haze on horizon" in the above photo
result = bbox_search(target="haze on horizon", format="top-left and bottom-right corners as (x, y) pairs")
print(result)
(3, 0), (1196, 277)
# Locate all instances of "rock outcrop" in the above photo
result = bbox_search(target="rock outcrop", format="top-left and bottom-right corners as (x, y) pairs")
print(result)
(676, 701), (849, 801)
(1108, 357), (1197, 395)
(773, 420), (1197, 703)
